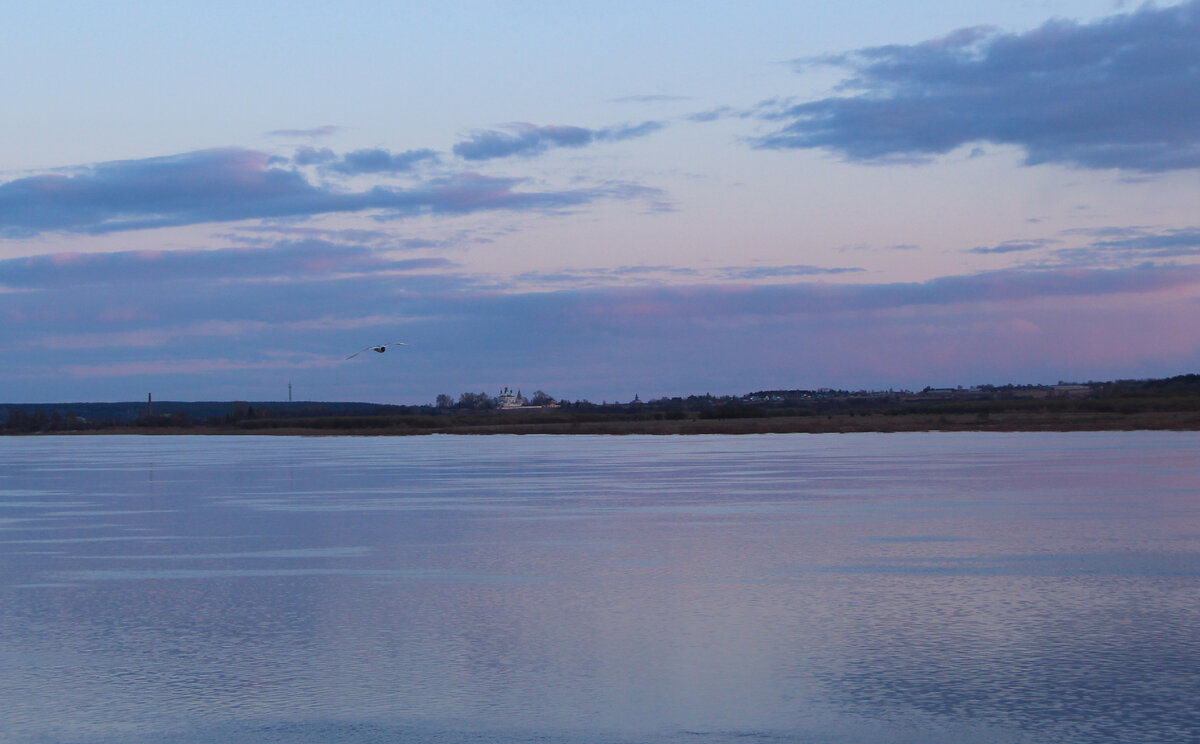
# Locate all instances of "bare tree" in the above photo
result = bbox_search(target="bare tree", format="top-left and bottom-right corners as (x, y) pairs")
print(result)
(529, 390), (555, 406)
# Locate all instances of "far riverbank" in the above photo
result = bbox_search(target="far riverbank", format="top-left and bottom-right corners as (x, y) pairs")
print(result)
(7, 374), (1200, 435)
(20, 408), (1200, 436)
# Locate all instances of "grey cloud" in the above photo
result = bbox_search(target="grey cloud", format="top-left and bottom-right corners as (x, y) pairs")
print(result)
(1092, 227), (1200, 256)
(886, 264), (1194, 307)
(453, 121), (665, 161)
(969, 239), (1059, 255)
(266, 125), (342, 138)
(392, 174), (658, 216)
(293, 147), (337, 165)
(229, 225), (394, 245)
(759, 1), (1200, 172)
(1056, 226), (1200, 262)
(0, 240), (453, 290)
(0, 270), (477, 357)
(1028, 225), (1200, 266)
(487, 264), (1200, 328)
(687, 108), (729, 123)
(322, 148), (438, 175)
(511, 265), (700, 287)
(0, 148), (652, 236)
(686, 106), (752, 123)
(720, 264), (865, 280)
(291, 146), (437, 173)
(0, 149), (313, 236)
(452, 267), (1200, 353)
(453, 125), (591, 160)
(596, 121), (665, 141)
(510, 263), (863, 288)
(5, 259), (1198, 400)
(395, 238), (443, 249)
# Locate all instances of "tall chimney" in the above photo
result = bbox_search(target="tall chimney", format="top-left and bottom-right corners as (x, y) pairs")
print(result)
(148, 393), (153, 418)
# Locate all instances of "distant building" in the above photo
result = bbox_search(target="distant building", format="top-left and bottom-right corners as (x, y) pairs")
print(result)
(497, 387), (524, 409)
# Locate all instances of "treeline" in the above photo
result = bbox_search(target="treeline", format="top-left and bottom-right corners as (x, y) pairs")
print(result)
(433, 390), (555, 409)
(0, 392), (740, 433)
(0, 400), (414, 432)
(2, 409), (98, 433)
(4, 374), (1200, 434)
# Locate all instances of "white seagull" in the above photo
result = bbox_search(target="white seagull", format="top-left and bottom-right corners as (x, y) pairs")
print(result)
(346, 342), (407, 360)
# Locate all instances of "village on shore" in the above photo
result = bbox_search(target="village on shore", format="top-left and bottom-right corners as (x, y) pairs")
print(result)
(3, 374), (1199, 435)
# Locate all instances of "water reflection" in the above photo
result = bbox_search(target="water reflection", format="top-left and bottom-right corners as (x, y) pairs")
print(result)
(0, 432), (1198, 743)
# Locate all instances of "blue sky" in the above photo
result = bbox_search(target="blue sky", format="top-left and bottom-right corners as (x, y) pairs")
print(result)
(4, 0), (1200, 403)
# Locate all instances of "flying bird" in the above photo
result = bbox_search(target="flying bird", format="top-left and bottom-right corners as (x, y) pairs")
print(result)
(346, 342), (407, 360)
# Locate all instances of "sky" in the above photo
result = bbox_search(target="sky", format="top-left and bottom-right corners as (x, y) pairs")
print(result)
(3, 0), (1200, 404)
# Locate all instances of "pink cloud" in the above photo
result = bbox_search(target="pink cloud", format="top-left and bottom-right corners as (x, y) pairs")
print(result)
(62, 356), (342, 378)
(48, 252), (87, 266)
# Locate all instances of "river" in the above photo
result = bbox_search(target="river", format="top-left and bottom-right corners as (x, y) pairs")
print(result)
(1, 432), (1197, 743)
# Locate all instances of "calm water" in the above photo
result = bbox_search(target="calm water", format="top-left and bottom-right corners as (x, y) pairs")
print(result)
(1, 432), (1197, 744)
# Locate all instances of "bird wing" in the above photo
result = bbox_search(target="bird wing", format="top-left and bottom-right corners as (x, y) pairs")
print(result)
(346, 342), (406, 359)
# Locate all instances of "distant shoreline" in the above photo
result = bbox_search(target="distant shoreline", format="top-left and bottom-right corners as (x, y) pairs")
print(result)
(5, 374), (1200, 435)
(11, 409), (1200, 436)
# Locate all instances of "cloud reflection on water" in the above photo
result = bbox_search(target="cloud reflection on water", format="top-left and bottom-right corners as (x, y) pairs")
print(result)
(0, 432), (1198, 744)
